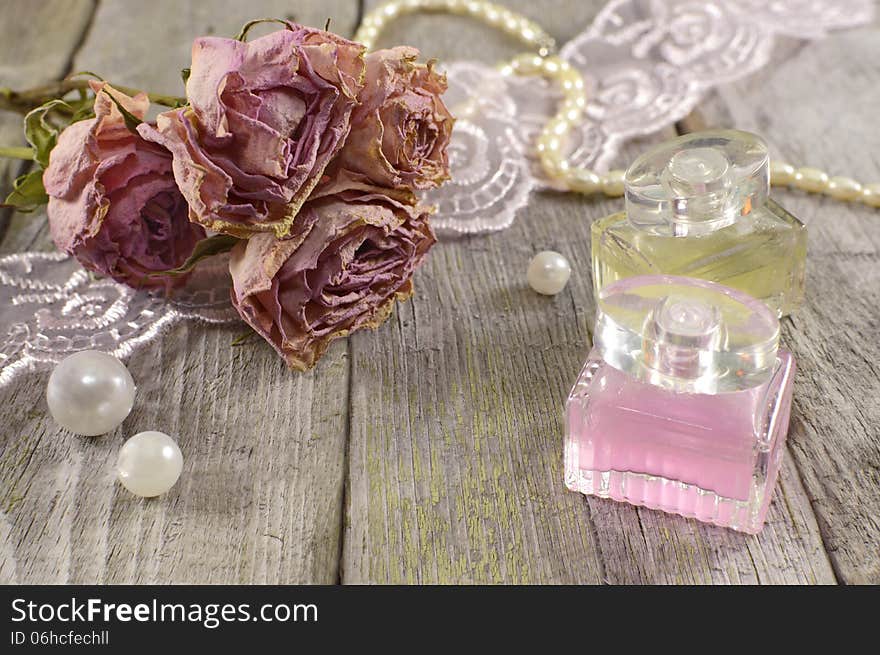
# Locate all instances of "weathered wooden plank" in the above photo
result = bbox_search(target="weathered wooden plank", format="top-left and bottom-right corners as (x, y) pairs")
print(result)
(0, 0), (96, 251)
(683, 25), (880, 584)
(0, 0), (96, 585)
(2, 0), (859, 586)
(343, 1), (835, 583)
(0, 0), (359, 584)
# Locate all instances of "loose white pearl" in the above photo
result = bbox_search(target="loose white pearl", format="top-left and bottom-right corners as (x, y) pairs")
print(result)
(117, 431), (183, 497)
(46, 351), (136, 436)
(527, 251), (572, 295)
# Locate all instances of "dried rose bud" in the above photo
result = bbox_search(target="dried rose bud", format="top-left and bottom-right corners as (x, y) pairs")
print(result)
(230, 192), (436, 370)
(44, 82), (205, 291)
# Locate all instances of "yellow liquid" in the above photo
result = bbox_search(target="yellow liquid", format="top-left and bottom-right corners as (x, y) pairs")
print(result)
(592, 200), (807, 317)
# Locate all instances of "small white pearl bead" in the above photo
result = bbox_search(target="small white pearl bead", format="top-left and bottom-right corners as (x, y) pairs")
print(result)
(46, 351), (136, 436)
(770, 161), (796, 186)
(527, 251), (572, 295)
(601, 170), (626, 197)
(569, 169), (602, 194)
(826, 176), (862, 201)
(862, 184), (880, 207)
(550, 118), (569, 135)
(794, 167), (830, 193)
(540, 154), (562, 176)
(117, 431), (183, 497)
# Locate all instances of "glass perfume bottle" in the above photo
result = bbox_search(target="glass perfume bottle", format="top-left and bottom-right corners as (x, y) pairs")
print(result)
(592, 130), (807, 317)
(564, 275), (796, 533)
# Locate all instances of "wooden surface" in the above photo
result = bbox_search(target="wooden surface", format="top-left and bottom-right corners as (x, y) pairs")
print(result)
(0, 0), (876, 584)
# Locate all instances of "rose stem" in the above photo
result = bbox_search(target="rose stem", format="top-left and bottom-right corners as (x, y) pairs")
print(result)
(0, 79), (186, 115)
(0, 146), (34, 160)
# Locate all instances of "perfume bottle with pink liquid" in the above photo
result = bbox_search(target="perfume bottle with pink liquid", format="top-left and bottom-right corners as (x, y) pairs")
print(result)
(564, 275), (795, 533)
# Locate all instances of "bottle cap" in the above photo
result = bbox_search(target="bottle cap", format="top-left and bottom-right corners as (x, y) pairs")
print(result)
(624, 130), (769, 236)
(594, 275), (780, 393)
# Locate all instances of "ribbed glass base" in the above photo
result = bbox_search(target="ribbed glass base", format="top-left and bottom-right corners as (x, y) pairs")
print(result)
(563, 351), (795, 535)
(563, 463), (765, 534)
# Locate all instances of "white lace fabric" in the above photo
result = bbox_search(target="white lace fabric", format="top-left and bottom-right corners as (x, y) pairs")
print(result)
(0, 0), (873, 387)
(0, 252), (237, 388)
(426, 0), (874, 233)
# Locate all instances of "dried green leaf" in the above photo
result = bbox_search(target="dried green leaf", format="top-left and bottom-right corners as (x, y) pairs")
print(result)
(24, 99), (74, 168)
(2, 168), (49, 212)
(69, 96), (96, 123)
(102, 88), (143, 134)
(150, 234), (240, 277)
(181, 68), (191, 85)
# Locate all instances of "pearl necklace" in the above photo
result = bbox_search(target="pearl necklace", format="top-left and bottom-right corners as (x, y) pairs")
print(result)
(356, 0), (880, 208)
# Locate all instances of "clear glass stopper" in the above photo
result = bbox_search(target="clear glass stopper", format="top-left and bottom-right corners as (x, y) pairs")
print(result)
(624, 130), (770, 236)
(594, 275), (780, 393)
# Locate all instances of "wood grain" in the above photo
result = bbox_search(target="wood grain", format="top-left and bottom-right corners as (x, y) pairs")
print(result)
(0, 0), (97, 585)
(0, 0), (360, 584)
(683, 25), (880, 584)
(1, 0), (874, 585)
(0, 0), (96, 251)
(341, 0), (836, 584)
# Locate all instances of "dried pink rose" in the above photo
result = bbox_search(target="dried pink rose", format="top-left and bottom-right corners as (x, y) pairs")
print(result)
(322, 46), (454, 199)
(44, 81), (205, 291)
(139, 24), (366, 239)
(229, 192), (436, 370)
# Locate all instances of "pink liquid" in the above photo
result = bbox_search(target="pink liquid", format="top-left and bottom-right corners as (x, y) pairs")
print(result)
(564, 349), (795, 533)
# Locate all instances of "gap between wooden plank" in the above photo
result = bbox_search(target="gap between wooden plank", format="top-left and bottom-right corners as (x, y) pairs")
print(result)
(341, 1), (835, 584)
(675, 29), (880, 582)
(0, 0), (362, 584)
(0, 0), (98, 250)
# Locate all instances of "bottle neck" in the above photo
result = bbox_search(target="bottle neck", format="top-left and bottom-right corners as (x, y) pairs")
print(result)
(624, 202), (740, 236)
(623, 130), (770, 237)
(594, 276), (781, 394)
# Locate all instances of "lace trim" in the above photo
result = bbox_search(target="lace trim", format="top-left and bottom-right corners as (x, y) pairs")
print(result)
(430, 0), (873, 234)
(0, 252), (238, 388)
(0, 0), (872, 385)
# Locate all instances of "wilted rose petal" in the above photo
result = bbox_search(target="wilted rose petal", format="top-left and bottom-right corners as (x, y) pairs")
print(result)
(230, 193), (436, 370)
(44, 81), (205, 291)
(318, 46), (454, 201)
(140, 23), (366, 239)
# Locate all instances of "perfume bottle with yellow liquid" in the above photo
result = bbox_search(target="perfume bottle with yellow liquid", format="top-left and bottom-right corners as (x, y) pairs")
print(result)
(591, 130), (806, 317)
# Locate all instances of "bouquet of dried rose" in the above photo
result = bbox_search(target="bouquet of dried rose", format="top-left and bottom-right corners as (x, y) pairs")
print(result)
(1, 20), (453, 371)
